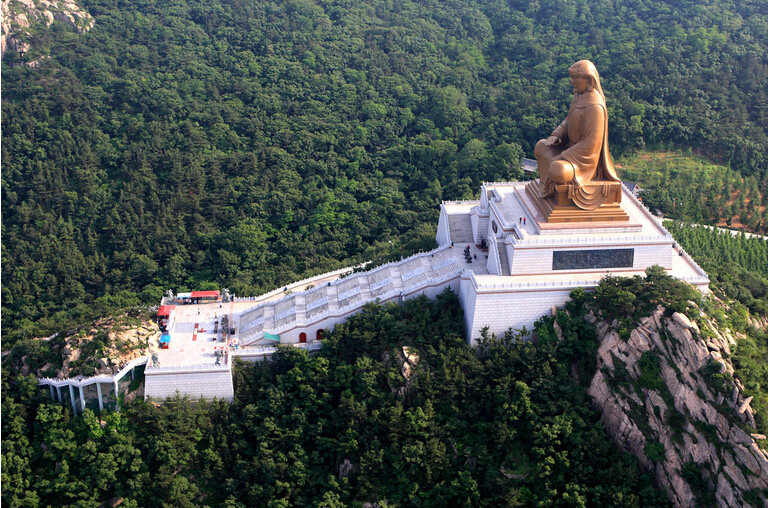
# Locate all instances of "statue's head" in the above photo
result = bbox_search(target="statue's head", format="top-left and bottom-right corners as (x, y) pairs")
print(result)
(568, 60), (604, 100)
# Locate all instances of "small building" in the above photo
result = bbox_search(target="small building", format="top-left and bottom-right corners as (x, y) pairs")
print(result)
(521, 158), (537, 174)
(192, 290), (221, 303)
(623, 181), (644, 198)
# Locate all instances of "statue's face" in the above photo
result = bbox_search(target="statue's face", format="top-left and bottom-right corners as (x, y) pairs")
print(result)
(570, 74), (590, 94)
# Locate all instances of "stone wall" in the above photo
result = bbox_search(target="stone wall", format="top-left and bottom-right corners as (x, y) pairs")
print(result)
(239, 245), (463, 346)
(436, 206), (450, 245)
(267, 277), (462, 344)
(144, 365), (234, 402)
(458, 272), (479, 341)
(461, 274), (572, 344)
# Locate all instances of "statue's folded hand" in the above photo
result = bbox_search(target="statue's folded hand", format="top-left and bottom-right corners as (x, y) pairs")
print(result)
(545, 136), (562, 146)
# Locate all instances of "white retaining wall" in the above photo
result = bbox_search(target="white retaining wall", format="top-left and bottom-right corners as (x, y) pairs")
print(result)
(436, 206), (451, 245)
(239, 244), (464, 346)
(263, 275), (463, 344)
(470, 205), (491, 245)
(235, 342), (323, 362)
(144, 365), (234, 402)
(486, 236), (502, 275)
(460, 272), (584, 344)
(458, 271), (479, 341)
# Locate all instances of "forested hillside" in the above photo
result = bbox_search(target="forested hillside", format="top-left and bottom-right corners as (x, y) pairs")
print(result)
(1, 290), (673, 507)
(3, 0), (768, 343)
(4, 272), (766, 507)
(617, 152), (767, 232)
(668, 222), (768, 316)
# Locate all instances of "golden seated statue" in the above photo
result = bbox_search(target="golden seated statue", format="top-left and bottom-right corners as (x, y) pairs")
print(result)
(526, 60), (628, 223)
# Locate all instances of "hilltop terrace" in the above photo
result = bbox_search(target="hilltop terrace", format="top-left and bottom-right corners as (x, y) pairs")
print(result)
(40, 180), (709, 405)
(149, 180), (707, 374)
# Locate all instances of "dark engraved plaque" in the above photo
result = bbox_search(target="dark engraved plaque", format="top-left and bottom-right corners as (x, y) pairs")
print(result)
(552, 249), (634, 270)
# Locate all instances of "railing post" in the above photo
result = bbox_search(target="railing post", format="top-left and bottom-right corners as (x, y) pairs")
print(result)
(97, 383), (104, 411)
(69, 385), (77, 414)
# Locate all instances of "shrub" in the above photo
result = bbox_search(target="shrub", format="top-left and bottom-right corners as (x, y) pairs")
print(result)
(644, 441), (665, 462)
(638, 352), (665, 391)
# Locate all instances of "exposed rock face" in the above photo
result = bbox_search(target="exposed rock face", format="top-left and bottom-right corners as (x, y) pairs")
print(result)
(587, 305), (768, 507)
(32, 316), (155, 380)
(400, 346), (420, 380)
(383, 346), (422, 396)
(123, 382), (144, 405)
(337, 458), (356, 479)
(1, 0), (95, 59)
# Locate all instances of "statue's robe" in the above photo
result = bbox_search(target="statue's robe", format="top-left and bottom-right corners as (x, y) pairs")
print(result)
(535, 89), (621, 210)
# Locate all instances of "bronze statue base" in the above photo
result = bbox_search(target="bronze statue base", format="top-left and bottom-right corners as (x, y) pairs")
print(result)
(525, 180), (629, 223)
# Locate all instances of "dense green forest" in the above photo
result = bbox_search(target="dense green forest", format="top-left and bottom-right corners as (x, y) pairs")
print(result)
(2, 289), (674, 507)
(3, 0), (768, 344)
(667, 222), (768, 316)
(667, 222), (768, 439)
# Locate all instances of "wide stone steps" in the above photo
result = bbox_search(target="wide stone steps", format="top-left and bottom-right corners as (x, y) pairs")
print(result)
(448, 214), (473, 243)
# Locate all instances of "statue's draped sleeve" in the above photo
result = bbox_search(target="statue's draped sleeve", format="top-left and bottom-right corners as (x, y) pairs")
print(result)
(560, 103), (605, 186)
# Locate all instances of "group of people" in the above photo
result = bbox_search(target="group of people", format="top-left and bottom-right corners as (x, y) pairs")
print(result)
(463, 245), (475, 264)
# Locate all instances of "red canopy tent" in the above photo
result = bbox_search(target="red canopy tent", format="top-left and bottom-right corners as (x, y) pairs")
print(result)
(157, 305), (176, 331)
(191, 290), (221, 299)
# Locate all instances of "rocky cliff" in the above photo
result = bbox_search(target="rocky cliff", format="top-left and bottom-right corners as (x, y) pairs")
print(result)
(13, 314), (157, 381)
(586, 305), (768, 507)
(1, 0), (94, 58)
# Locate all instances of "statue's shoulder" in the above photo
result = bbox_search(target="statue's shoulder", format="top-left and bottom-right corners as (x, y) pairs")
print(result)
(584, 101), (606, 112)
(573, 91), (604, 108)
(580, 101), (607, 120)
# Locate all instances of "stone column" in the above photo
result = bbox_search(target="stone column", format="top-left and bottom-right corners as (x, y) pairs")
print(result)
(114, 381), (119, 411)
(79, 386), (86, 413)
(96, 383), (103, 411)
(49, 385), (56, 401)
(68, 385), (77, 414)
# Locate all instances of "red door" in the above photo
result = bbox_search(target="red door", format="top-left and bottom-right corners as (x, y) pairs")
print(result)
(299, 332), (307, 343)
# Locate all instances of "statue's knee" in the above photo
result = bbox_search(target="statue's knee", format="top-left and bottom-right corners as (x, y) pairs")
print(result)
(534, 139), (548, 158)
(549, 161), (574, 184)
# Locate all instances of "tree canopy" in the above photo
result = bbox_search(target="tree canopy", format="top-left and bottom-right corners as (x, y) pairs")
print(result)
(3, 0), (768, 344)
(1, 290), (672, 507)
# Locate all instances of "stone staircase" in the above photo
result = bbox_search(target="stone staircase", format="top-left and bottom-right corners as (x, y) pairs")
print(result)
(497, 242), (511, 276)
(448, 214), (473, 243)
